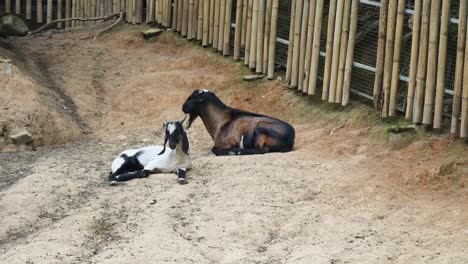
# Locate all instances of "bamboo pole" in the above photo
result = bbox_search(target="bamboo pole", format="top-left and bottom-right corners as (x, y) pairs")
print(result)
(244, 0), (253, 65)
(57, 0), (63, 28)
(302, 0), (316, 92)
(241, 0), (248, 47)
(173, 0), (178, 28)
(209, 0), (215, 43)
(285, 0), (297, 83)
(262, 0), (273, 73)
(193, 0), (200, 38)
(126, 0), (130, 22)
(433, 0), (451, 128)
(422, 0), (441, 124)
(267, 0), (279, 80)
(372, 0), (388, 109)
(26, 0), (33, 19)
(413, 0), (431, 123)
(167, 0), (173, 28)
(308, 0), (324, 95)
(290, 0), (304, 88)
(451, 0), (467, 134)
(297, 0), (309, 91)
(213, 0), (220, 47)
(249, 0), (259, 68)
(197, 0), (203, 40)
(335, 0), (352, 102)
(234, 0), (244, 59)
(158, 0), (164, 24)
(381, 0), (398, 117)
(151, 0), (156, 22)
(47, 0), (53, 23)
(5, 0), (11, 14)
(91, 0), (96, 24)
(405, 0), (422, 120)
(256, 0), (265, 72)
(177, 0), (183, 30)
(461, 24), (468, 137)
(342, 0), (359, 106)
(182, 0), (189, 36)
(388, 0), (406, 116)
(202, 0), (209, 45)
(137, 0), (143, 24)
(328, 0), (344, 103)
(223, 0), (233, 55)
(37, 0), (43, 23)
(218, 0), (226, 51)
(15, 0), (21, 15)
(188, 0), (194, 39)
(321, 0), (337, 100)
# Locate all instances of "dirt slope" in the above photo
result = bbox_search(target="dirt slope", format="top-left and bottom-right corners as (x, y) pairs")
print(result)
(0, 26), (467, 264)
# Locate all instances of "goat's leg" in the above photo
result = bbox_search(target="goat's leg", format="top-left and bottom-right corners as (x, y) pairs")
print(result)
(211, 147), (267, 156)
(112, 170), (151, 182)
(175, 168), (188, 184)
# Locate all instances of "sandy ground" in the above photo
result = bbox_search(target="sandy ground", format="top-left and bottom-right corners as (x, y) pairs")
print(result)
(0, 25), (467, 264)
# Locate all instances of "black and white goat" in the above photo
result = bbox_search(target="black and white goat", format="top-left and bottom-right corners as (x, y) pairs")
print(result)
(109, 117), (191, 184)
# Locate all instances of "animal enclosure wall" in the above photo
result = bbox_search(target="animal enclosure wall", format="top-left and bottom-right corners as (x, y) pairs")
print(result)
(1, 0), (467, 137)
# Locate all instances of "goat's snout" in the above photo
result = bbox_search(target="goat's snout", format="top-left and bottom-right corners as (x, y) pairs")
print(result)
(168, 141), (178, 149)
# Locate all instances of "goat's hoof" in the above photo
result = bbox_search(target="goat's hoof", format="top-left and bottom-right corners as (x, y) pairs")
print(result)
(178, 178), (187, 185)
(109, 180), (119, 186)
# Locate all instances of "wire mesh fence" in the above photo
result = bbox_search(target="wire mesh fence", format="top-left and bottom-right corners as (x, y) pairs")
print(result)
(226, 0), (460, 117)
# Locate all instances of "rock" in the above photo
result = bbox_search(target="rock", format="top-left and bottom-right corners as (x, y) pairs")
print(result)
(0, 15), (29, 37)
(276, 75), (283, 81)
(141, 28), (165, 39)
(356, 145), (368, 154)
(9, 129), (33, 145)
(116, 135), (127, 141)
(437, 161), (457, 176)
(243, 75), (264, 81)
(333, 143), (355, 155)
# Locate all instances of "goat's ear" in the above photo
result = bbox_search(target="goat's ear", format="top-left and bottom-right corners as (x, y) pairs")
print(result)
(179, 114), (188, 125)
(158, 136), (168, 155)
(182, 131), (189, 155)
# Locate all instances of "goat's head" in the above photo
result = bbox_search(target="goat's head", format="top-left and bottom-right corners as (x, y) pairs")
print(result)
(159, 116), (189, 155)
(182, 89), (220, 128)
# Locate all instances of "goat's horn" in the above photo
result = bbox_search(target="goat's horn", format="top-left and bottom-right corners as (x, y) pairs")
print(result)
(163, 118), (168, 126)
(180, 114), (188, 124)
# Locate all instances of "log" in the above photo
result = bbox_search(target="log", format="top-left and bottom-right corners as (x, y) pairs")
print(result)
(249, 0), (259, 68)
(405, 0), (422, 120)
(328, 0), (344, 103)
(285, 0), (296, 83)
(93, 11), (124, 40)
(223, 0), (233, 55)
(342, 0), (359, 106)
(388, 0), (406, 116)
(297, 0), (309, 91)
(433, 0), (451, 128)
(381, 0), (398, 117)
(167, 0), (172, 27)
(335, 0), (352, 102)
(5, 1), (11, 14)
(308, 0), (324, 95)
(321, 0), (337, 100)
(262, 0), (272, 73)
(178, 0), (184, 31)
(256, 0), (265, 72)
(413, 0), (431, 123)
(290, 0), (303, 88)
(373, 0), (388, 109)
(233, 0), (243, 59)
(244, 0), (252, 65)
(173, 0), (178, 28)
(422, 0), (441, 124)
(267, 0), (279, 80)
(451, 0), (467, 134)
(302, 0), (316, 92)
(0, 15), (28, 37)
(57, 0), (63, 28)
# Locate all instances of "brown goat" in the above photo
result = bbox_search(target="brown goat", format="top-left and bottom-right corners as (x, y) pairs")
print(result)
(182, 89), (295, 155)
